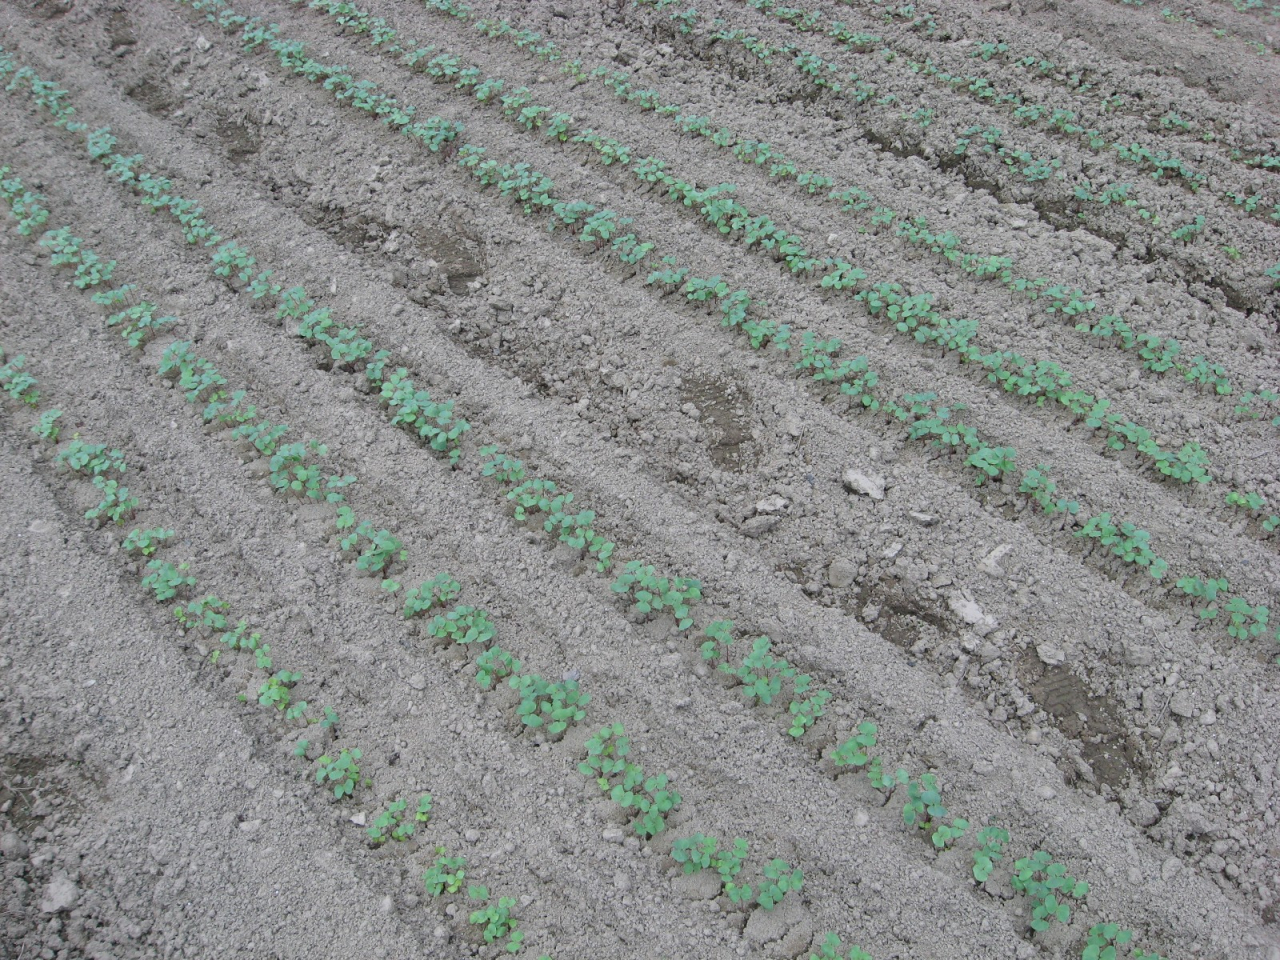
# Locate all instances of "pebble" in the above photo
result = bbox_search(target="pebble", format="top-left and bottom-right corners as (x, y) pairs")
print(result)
(741, 516), (780, 538)
(464, 829), (480, 843)
(39, 874), (79, 914)
(842, 468), (885, 500)
(407, 673), (427, 691)
(1036, 643), (1066, 667)
(755, 494), (789, 515)
(827, 557), (857, 589)
(1199, 708), (1217, 726)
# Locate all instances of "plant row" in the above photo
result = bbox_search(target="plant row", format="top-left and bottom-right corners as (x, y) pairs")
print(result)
(2, 28), (830, 939)
(304, 0), (1274, 553)
(626, 0), (1280, 298)
(122, 9), (1207, 953)
(419, 3), (1276, 448)
(176, 3), (1280, 640)
(733, 0), (1280, 222)
(837, 0), (1280, 170)
(0, 164), (555, 956)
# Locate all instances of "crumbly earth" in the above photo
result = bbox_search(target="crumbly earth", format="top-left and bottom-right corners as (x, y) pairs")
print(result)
(0, 1), (1278, 959)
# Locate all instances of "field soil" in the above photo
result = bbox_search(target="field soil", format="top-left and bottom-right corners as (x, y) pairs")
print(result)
(1, 1), (1279, 959)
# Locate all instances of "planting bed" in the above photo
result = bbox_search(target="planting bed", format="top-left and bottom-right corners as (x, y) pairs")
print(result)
(0, 1), (1279, 958)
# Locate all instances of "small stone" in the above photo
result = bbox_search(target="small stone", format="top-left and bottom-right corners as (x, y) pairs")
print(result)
(1160, 856), (1182, 882)
(238, 819), (262, 833)
(948, 591), (997, 636)
(407, 673), (427, 691)
(613, 871), (632, 893)
(827, 558), (857, 589)
(464, 829), (480, 844)
(1036, 643), (1066, 666)
(350, 812), (366, 827)
(741, 516), (780, 538)
(379, 895), (394, 914)
(908, 511), (937, 526)
(1129, 799), (1161, 827)
(0, 833), (29, 858)
(1168, 692), (1196, 719)
(1036, 785), (1056, 800)
(841, 468), (885, 500)
(979, 544), (1013, 576)
(488, 298), (513, 313)
(1202, 853), (1226, 873)
(195, 35), (212, 52)
(1124, 643), (1154, 667)
(755, 494), (790, 515)
(39, 874), (79, 914)
(1199, 708), (1217, 726)
(602, 827), (624, 844)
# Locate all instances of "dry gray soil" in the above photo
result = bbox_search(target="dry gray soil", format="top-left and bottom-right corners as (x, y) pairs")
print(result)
(1, 1), (1279, 959)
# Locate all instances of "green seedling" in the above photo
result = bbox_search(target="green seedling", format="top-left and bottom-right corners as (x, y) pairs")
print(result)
(122, 526), (174, 557)
(57, 439), (126, 476)
(142, 559), (195, 602)
(832, 721), (878, 769)
(403, 573), (462, 618)
(610, 560), (702, 630)
(467, 887), (521, 952)
(0, 351), (38, 406)
(809, 931), (874, 960)
(367, 796), (428, 844)
(868, 758), (910, 792)
(509, 673), (590, 735)
(475, 646), (521, 689)
(1176, 576), (1229, 620)
(672, 833), (718, 874)
(423, 850), (467, 896)
(1011, 850), (1089, 932)
(902, 773), (969, 847)
(480, 445), (527, 485)
(85, 476), (137, 525)
(341, 521), (406, 574)
(258, 670), (301, 710)
(1225, 597), (1270, 641)
(756, 859), (803, 910)
(1083, 924), (1135, 960)
(31, 408), (62, 442)
(972, 825), (1009, 882)
(175, 594), (230, 632)
(426, 605), (496, 646)
(315, 747), (362, 799)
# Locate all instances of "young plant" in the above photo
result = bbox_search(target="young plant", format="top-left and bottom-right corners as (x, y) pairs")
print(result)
(902, 773), (969, 848)
(141, 559), (195, 602)
(31, 408), (62, 442)
(123, 526), (174, 557)
(467, 887), (522, 952)
(0, 351), (38, 406)
(832, 721), (878, 769)
(314, 747), (363, 799)
(809, 932), (874, 960)
(423, 851), (467, 896)
(367, 797), (428, 844)
(509, 673), (590, 735)
(1176, 576), (1229, 620)
(426, 605), (496, 646)
(1011, 850), (1089, 932)
(402, 573), (462, 618)
(756, 859), (803, 910)
(610, 560), (702, 630)
(175, 594), (230, 632)
(258, 670), (301, 710)
(475, 646), (521, 690)
(972, 825), (1009, 882)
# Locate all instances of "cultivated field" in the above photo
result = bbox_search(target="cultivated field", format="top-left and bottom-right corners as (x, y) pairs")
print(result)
(1, 1), (1279, 958)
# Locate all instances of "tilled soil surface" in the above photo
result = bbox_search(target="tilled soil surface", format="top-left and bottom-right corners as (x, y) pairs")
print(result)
(1, 1), (1279, 959)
